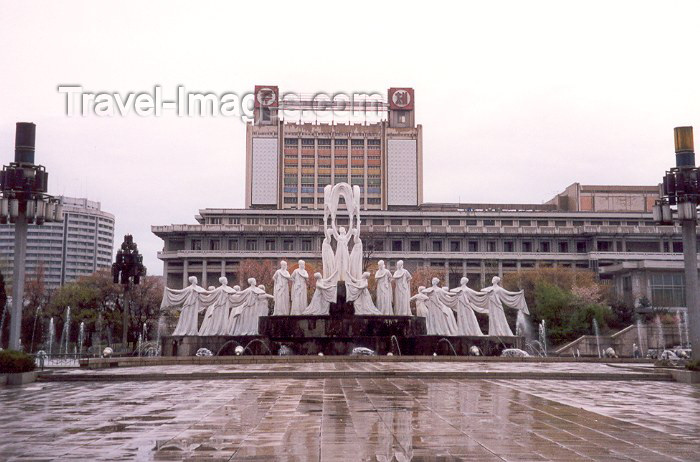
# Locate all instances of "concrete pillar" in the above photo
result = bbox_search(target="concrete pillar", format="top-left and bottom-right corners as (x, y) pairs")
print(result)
(8, 211), (27, 350)
(682, 219), (700, 360)
(182, 260), (189, 287)
(201, 260), (207, 287)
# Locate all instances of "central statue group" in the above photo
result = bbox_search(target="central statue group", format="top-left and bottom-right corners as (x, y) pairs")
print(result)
(161, 183), (529, 338)
(286, 183), (414, 317)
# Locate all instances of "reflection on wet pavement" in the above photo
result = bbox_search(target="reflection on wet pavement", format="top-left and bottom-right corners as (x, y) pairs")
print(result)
(1, 377), (698, 461)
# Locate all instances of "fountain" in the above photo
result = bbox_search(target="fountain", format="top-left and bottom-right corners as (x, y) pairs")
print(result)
(675, 312), (683, 348)
(47, 317), (55, 357)
(77, 321), (85, 356)
(159, 183), (528, 357)
(30, 305), (42, 353)
(142, 322), (148, 342)
(682, 310), (690, 349)
(592, 318), (601, 358)
(390, 335), (402, 356)
(654, 314), (664, 351)
(155, 316), (164, 355)
(636, 318), (645, 356)
(58, 306), (71, 355)
(437, 338), (457, 356)
(136, 333), (143, 357)
(538, 320), (547, 356)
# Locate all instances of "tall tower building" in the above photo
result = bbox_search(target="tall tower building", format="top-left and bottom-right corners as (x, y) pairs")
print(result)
(245, 86), (423, 210)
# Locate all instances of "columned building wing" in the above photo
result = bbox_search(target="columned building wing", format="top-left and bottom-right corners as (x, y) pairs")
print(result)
(152, 207), (693, 313)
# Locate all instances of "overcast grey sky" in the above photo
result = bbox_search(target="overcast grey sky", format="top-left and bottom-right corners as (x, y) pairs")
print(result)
(1, 0), (699, 275)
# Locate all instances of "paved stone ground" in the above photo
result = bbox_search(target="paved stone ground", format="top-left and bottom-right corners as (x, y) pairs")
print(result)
(1, 373), (698, 461)
(49, 361), (659, 376)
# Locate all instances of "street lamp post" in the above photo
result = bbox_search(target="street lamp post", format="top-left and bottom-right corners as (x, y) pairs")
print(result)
(0, 123), (62, 351)
(111, 235), (146, 349)
(653, 126), (699, 360)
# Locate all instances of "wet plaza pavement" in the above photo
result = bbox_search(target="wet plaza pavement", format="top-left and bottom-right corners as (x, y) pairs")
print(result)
(1, 365), (699, 461)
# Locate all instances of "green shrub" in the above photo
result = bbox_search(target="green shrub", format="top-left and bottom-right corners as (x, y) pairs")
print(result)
(686, 360), (700, 372)
(0, 350), (36, 373)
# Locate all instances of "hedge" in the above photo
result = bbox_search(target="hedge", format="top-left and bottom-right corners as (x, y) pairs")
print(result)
(0, 350), (36, 374)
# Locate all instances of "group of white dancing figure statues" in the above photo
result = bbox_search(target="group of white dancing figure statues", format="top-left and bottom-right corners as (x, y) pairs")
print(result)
(161, 183), (529, 337)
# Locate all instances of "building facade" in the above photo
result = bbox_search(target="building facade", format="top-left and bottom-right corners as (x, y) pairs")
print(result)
(0, 196), (115, 289)
(154, 85), (694, 313)
(245, 86), (423, 210)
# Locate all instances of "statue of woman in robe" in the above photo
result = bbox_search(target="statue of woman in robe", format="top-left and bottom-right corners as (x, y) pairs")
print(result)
(374, 260), (393, 315)
(410, 286), (429, 318)
(450, 277), (488, 336)
(331, 225), (352, 281)
(392, 260), (412, 316)
(162, 276), (206, 336)
(321, 228), (336, 281)
(272, 260), (292, 315)
(302, 272), (338, 315)
(421, 278), (458, 336)
(481, 276), (530, 336)
(348, 219), (363, 280)
(346, 272), (381, 315)
(228, 278), (264, 335)
(257, 284), (273, 318)
(290, 260), (309, 315)
(198, 277), (236, 336)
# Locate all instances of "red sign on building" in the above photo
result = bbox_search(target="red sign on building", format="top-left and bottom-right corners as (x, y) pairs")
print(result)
(254, 85), (279, 108)
(388, 87), (414, 110)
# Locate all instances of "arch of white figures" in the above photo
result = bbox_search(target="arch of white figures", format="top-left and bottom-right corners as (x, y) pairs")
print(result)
(160, 183), (529, 337)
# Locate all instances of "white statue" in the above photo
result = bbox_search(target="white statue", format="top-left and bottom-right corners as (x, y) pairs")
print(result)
(228, 278), (266, 335)
(331, 225), (352, 282)
(421, 278), (458, 336)
(321, 228), (336, 280)
(290, 260), (309, 314)
(257, 284), (274, 318)
(162, 276), (206, 336)
(450, 277), (488, 336)
(392, 260), (412, 316)
(303, 272), (338, 315)
(198, 277), (235, 336)
(481, 276), (530, 336)
(346, 272), (381, 315)
(374, 260), (393, 315)
(272, 260), (292, 315)
(323, 182), (362, 282)
(410, 286), (429, 318)
(348, 222), (363, 280)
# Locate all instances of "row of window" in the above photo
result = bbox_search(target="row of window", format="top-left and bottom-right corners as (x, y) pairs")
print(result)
(284, 138), (381, 146)
(203, 216), (658, 227)
(186, 238), (684, 254)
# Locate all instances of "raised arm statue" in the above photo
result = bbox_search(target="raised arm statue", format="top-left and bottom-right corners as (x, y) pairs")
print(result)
(481, 276), (529, 336)
(161, 276), (207, 336)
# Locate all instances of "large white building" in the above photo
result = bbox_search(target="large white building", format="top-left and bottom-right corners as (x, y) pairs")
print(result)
(0, 196), (115, 289)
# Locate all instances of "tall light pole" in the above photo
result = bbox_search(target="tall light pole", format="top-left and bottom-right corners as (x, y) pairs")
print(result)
(653, 126), (699, 360)
(0, 123), (62, 350)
